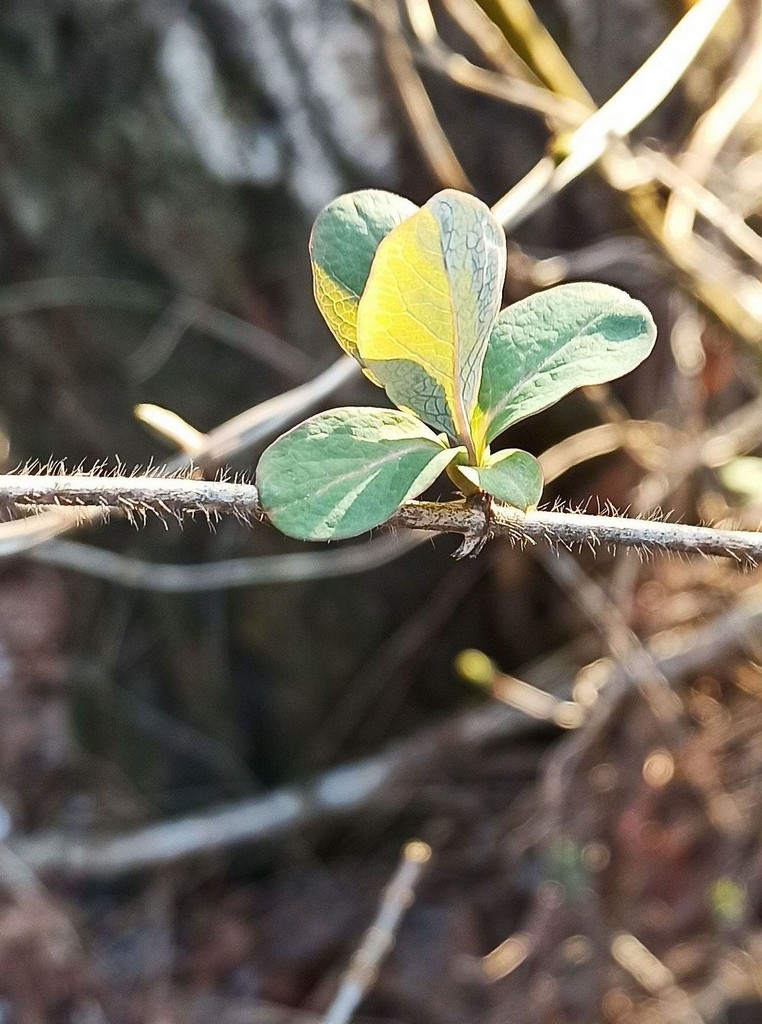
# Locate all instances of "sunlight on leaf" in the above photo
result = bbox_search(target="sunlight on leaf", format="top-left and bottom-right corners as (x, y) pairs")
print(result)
(256, 407), (462, 541)
(356, 190), (506, 452)
(458, 449), (543, 510)
(261, 191), (662, 545)
(473, 283), (656, 452)
(310, 190), (417, 370)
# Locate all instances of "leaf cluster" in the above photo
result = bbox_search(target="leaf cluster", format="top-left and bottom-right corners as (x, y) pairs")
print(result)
(257, 189), (656, 541)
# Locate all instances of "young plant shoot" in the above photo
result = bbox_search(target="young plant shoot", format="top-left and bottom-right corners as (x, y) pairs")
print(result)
(256, 189), (657, 543)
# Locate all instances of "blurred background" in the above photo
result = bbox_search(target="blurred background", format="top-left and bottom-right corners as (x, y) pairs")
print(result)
(1, 0), (762, 1021)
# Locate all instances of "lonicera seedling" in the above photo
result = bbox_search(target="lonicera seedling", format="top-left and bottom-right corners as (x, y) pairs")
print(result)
(256, 189), (656, 543)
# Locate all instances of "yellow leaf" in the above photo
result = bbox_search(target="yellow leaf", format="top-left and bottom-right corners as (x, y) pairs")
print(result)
(356, 190), (505, 455)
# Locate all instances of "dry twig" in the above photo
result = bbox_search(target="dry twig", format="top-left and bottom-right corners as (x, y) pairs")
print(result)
(491, 0), (734, 229)
(353, 0), (472, 189)
(12, 577), (762, 878)
(321, 840), (431, 1024)
(27, 533), (426, 592)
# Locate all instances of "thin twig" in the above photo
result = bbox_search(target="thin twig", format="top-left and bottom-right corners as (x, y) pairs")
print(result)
(0, 277), (314, 382)
(484, 0), (592, 101)
(135, 404), (208, 457)
(321, 840), (431, 1024)
(0, 845), (107, 1022)
(628, 185), (762, 343)
(642, 147), (762, 269)
(663, 6), (762, 247)
(9, 702), (530, 878)
(73, 661), (258, 797)
(476, 660), (584, 730)
(483, 932), (534, 981)
(308, 558), (486, 764)
(472, 0), (762, 339)
(0, 355), (358, 558)
(416, 0), (760, 340)
(354, 0), (473, 189)
(612, 933), (706, 1024)
(27, 533), (426, 592)
(491, 0), (733, 229)
(414, 39), (587, 124)
(177, 354), (358, 467)
(403, 0), (589, 125)
(534, 547), (683, 729)
(538, 420), (670, 483)
(632, 390), (762, 516)
(125, 294), (316, 382)
(439, 0), (542, 84)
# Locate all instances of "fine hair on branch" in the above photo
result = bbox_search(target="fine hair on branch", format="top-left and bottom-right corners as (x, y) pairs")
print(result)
(0, 466), (760, 564)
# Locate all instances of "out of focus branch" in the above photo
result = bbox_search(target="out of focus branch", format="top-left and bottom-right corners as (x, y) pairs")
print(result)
(484, 0), (762, 342)
(0, 355), (358, 558)
(663, 5), (762, 246)
(12, 578), (762, 878)
(0, 276), (314, 382)
(411, 0), (762, 343)
(28, 533), (425, 592)
(322, 840), (431, 1024)
(491, 0), (733, 228)
(354, 0), (472, 189)
(404, 0), (589, 125)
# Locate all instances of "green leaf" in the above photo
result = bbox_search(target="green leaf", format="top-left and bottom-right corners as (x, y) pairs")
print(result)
(458, 449), (543, 510)
(256, 407), (462, 541)
(310, 190), (418, 368)
(356, 189), (506, 447)
(472, 283), (657, 452)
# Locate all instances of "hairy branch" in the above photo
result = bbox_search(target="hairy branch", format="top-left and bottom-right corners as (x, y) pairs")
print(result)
(0, 355), (359, 559)
(0, 473), (260, 520)
(2, 471), (761, 562)
(391, 501), (762, 563)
